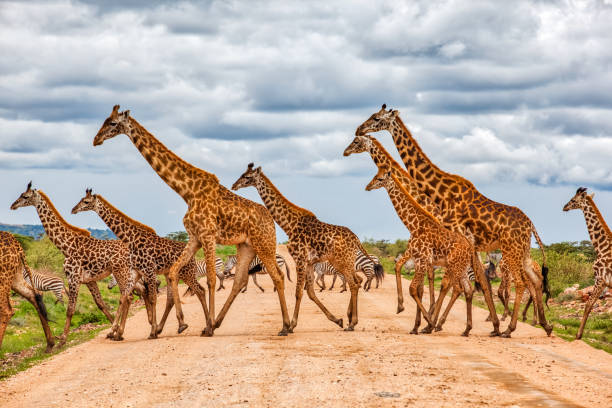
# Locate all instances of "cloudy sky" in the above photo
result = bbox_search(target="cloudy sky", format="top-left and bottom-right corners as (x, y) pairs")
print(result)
(2, 0), (612, 244)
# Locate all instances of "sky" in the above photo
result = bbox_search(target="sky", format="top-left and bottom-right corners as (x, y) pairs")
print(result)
(2, 0), (612, 244)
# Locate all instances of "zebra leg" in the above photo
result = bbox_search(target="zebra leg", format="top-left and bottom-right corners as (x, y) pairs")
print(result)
(252, 273), (265, 293)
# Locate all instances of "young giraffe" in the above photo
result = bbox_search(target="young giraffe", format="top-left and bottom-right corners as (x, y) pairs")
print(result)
(232, 163), (372, 331)
(0, 231), (55, 352)
(10, 183), (135, 345)
(365, 167), (476, 335)
(563, 187), (612, 339)
(355, 105), (552, 337)
(71, 188), (211, 338)
(344, 134), (445, 316)
(93, 105), (291, 336)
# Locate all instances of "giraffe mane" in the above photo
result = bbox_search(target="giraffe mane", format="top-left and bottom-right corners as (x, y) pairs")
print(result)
(393, 115), (477, 190)
(38, 191), (91, 237)
(260, 173), (316, 218)
(389, 174), (441, 225)
(96, 195), (157, 234)
(585, 195), (612, 237)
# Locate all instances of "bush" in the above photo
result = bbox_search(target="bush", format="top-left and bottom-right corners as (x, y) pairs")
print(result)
(531, 248), (593, 297)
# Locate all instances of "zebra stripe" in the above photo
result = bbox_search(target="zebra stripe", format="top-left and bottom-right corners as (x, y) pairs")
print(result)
(314, 262), (346, 292)
(224, 254), (290, 281)
(353, 251), (384, 291)
(23, 269), (65, 304)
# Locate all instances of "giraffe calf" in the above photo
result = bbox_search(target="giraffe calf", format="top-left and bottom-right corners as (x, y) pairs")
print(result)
(366, 167), (477, 336)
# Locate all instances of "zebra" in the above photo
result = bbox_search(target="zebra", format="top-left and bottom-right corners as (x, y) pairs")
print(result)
(314, 262), (346, 292)
(107, 274), (162, 296)
(181, 257), (225, 296)
(353, 251), (384, 291)
(223, 253), (291, 293)
(23, 268), (66, 304)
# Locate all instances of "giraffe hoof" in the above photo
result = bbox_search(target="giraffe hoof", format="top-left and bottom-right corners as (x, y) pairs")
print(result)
(434, 326), (442, 332)
(201, 328), (213, 337)
(420, 326), (433, 334)
(500, 330), (512, 338)
(485, 316), (492, 322)
(489, 330), (501, 337)
(545, 325), (553, 336)
(277, 329), (288, 336)
(396, 305), (404, 314)
(45, 345), (54, 353)
(148, 333), (158, 340)
(106, 332), (114, 339)
(344, 326), (354, 332)
(178, 323), (188, 334)
(461, 330), (470, 337)
(336, 318), (344, 328)
(409, 329), (419, 335)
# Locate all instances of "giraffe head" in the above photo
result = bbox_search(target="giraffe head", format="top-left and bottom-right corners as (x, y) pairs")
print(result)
(232, 163), (262, 191)
(71, 188), (99, 214)
(563, 187), (594, 212)
(343, 134), (374, 156)
(355, 104), (399, 136)
(10, 181), (42, 210)
(93, 105), (131, 146)
(365, 166), (393, 191)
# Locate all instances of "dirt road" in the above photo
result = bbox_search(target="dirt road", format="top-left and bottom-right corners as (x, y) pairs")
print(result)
(1, 253), (611, 407)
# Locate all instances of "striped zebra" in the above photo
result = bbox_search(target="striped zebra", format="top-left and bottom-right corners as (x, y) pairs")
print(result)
(107, 274), (161, 296)
(182, 257), (225, 296)
(314, 262), (346, 292)
(23, 268), (66, 304)
(315, 251), (384, 292)
(223, 254), (291, 293)
(354, 251), (384, 291)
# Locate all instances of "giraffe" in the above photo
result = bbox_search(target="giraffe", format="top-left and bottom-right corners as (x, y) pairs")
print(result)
(344, 134), (445, 316)
(0, 231), (55, 352)
(93, 105), (291, 336)
(232, 163), (373, 331)
(71, 188), (211, 338)
(354, 105), (552, 337)
(563, 187), (612, 339)
(365, 166), (476, 335)
(10, 182), (135, 345)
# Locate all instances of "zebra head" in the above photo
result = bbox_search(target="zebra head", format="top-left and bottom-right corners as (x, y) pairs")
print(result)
(10, 181), (41, 210)
(365, 165), (393, 191)
(355, 104), (399, 136)
(71, 188), (99, 214)
(232, 162), (262, 191)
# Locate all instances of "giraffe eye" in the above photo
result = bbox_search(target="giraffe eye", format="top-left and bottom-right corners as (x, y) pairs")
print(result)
(110, 122), (117, 126)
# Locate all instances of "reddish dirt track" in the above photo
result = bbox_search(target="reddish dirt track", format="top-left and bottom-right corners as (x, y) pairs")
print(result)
(1, 249), (611, 407)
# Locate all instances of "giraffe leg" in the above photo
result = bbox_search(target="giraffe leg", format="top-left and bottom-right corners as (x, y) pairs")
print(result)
(427, 267), (436, 316)
(11, 274), (55, 352)
(212, 243), (254, 334)
(523, 255), (552, 335)
(167, 237), (201, 335)
(340, 274), (347, 293)
(289, 264), (307, 332)
(156, 281), (175, 335)
(304, 264), (343, 328)
(142, 273), (159, 339)
(0, 293), (13, 349)
(200, 236), (219, 333)
(241, 274), (250, 293)
(576, 280), (606, 339)
(58, 277), (80, 347)
(501, 257), (526, 338)
(498, 273), (511, 321)
(473, 250), (501, 336)
(258, 254), (291, 336)
(430, 274), (453, 332)
(345, 275), (360, 331)
(522, 295), (533, 323)
(86, 281), (114, 322)
(395, 258), (405, 314)
(409, 263), (434, 333)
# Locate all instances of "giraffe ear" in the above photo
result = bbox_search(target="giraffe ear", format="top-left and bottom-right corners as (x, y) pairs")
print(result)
(255, 166), (262, 173)
(122, 110), (130, 119)
(26, 181), (32, 191)
(112, 105), (120, 116)
(382, 103), (386, 110)
(589, 193), (595, 199)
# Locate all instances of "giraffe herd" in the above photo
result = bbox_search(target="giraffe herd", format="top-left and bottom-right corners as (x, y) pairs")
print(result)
(1, 103), (611, 354)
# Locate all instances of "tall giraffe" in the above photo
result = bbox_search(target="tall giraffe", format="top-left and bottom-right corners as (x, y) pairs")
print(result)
(232, 163), (372, 331)
(563, 187), (612, 339)
(71, 188), (211, 338)
(0, 231), (55, 352)
(365, 166), (475, 336)
(10, 183), (135, 345)
(344, 134), (448, 316)
(93, 105), (290, 336)
(355, 105), (552, 337)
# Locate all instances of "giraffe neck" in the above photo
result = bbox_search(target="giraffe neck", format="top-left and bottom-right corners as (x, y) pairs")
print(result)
(254, 173), (315, 236)
(582, 196), (612, 257)
(126, 117), (217, 203)
(384, 176), (440, 234)
(388, 117), (447, 197)
(35, 192), (90, 254)
(368, 138), (443, 221)
(94, 195), (156, 242)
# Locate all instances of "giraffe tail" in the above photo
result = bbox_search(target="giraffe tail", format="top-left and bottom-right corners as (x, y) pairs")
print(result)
(541, 265), (551, 309)
(532, 224), (547, 268)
